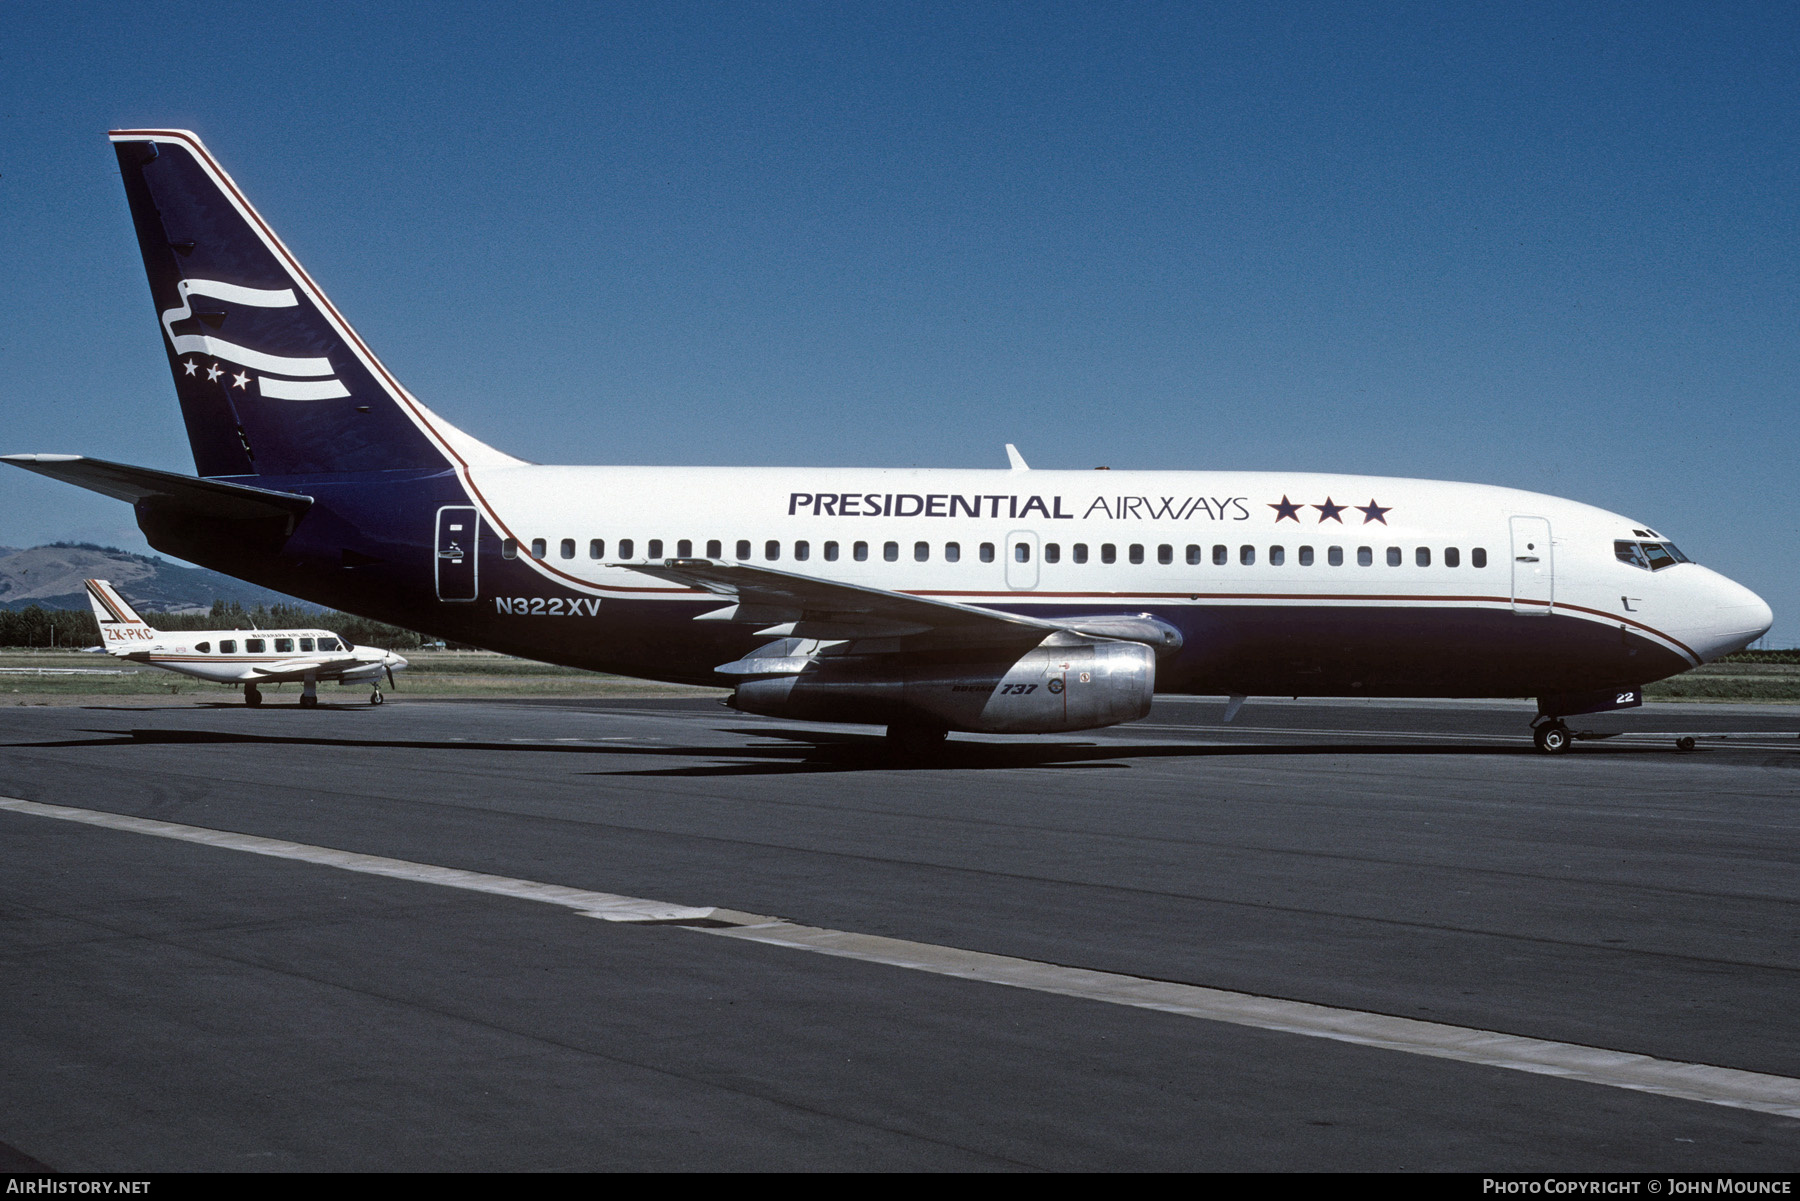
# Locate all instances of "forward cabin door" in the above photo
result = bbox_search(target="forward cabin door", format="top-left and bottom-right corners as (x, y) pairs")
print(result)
(1510, 515), (1553, 615)
(435, 506), (480, 602)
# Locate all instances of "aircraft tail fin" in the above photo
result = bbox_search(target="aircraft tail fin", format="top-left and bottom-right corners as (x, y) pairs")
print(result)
(108, 129), (520, 479)
(85, 580), (155, 655)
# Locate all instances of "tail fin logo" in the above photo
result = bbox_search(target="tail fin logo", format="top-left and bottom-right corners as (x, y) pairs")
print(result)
(162, 278), (351, 402)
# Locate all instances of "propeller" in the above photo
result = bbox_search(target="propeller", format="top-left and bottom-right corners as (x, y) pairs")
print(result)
(385, 663), (396, 690)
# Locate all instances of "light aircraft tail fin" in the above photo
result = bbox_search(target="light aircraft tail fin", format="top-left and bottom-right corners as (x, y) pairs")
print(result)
(107, 129), (520, 479)
(84, 580), (155, 654)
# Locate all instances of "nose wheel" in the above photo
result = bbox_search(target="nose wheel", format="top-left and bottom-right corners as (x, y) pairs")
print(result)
(370, 687), (384, 705)
(1532, 720), (1571, 755)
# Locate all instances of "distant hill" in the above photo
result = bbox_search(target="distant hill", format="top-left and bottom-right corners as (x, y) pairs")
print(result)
(0, 544), (311, 614)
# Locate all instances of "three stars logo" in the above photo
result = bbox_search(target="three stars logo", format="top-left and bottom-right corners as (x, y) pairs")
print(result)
(1268, 494), (1390, 524)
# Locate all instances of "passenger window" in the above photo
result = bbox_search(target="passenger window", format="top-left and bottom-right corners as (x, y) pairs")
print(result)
(502, 538), (518, 560)
(980, 543), (995, 563)
(1298, 546), (1313, 566)
(1043, 543), (1059, 564)
(795, 541), (810, 561)
(300, 638), (315, 652)
(1387, 547), (1401, 567)
(1101, 543), (1117, 564)
(707, 539), (722, 558)
(944, 542), (959, 563)
(1128, 544), (1144, 565)
(1186, 544), (1201, 565)
(275, 638), (294, 653)
(1014, 542), (1031, 563)
(1472, 548), (1487, 568)
(824, 541), (840, 561)
(884, 541), (899, 562)
(530, 538), (546, 559)
(736, 540), (751, 560)
(220, 640), (236, 653)
(1416, 547), (1430, 567)
(1269, 546), (1285, 566)
(560, 538), (575, 559)
(589, 539), (604, 559)
(648, 539), (663, 559)
(1073, 543), (1089, 564)
(765, 540), (780, 561)
(619, 538), (634, 558)
(914, 541), (929, 562)
(246, 639), (265, 653)
(1445, 547), (1460, 568)
(1328, 546), (1343, 566)
(855, 541), (870, 562)
(1212, 545), (1227, 566)
(1240, 545), (1255, 566)
(196, 641), (211, 653)
(1358, 547), (1373, 566)
(1157, 544), (1172, 565)
(677, 539), (692, 558)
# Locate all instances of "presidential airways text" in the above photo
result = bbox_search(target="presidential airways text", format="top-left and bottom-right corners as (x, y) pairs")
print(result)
(787, 493), (1252, 521)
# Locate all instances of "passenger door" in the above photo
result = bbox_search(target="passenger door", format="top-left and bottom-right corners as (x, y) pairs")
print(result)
(1510, 516), (1553, 615)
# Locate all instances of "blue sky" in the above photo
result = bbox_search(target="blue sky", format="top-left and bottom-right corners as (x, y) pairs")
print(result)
(3, 2), (1796, 642)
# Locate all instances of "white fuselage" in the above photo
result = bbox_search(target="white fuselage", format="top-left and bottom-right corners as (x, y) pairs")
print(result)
(466, 465), (1771, 674)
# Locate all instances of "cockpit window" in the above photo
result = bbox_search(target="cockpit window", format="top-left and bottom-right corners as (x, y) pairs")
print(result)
(1617, 540), (1688, 571)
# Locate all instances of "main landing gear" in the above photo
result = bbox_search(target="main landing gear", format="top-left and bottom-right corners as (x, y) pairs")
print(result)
(244, 683), (262, 708)
(299, 677), (319, 709)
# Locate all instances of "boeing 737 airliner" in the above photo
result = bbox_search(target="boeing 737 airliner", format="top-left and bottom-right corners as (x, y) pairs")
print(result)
(5, 130), (1775, 752)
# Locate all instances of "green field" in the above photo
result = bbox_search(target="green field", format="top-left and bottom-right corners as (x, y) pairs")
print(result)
(1, 647), (1794, 705)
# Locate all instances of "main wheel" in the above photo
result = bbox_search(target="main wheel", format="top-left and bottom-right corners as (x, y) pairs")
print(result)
(299, 694), (318, 709)
(244, 685), (262, 708)
(1533, 722), (1571, 754)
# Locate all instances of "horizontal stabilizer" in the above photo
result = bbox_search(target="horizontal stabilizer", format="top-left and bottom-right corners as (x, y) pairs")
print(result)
(3, 454), (313, 526)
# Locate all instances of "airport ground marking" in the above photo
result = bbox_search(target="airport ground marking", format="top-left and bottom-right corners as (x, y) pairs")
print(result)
(6, 793), (1799, 1120)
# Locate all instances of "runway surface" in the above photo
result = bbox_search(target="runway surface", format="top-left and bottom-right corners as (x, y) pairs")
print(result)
(2, 694), (1797, 1171)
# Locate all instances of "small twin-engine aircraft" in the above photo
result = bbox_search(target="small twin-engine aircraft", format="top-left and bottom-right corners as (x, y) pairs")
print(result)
(3, 130), (1776, 751)
(84, 578), (407, 707)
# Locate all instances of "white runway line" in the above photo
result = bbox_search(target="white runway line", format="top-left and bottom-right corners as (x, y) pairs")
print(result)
(6, 793), (1799, 1119)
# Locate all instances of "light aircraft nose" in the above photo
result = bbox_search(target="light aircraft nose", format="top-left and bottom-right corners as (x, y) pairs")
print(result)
(386, 652), (410, 671)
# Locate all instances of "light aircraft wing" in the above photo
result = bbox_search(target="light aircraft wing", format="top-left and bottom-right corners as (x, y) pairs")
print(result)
(247, 656), (369, 682)
(623, 559), (1059, 644)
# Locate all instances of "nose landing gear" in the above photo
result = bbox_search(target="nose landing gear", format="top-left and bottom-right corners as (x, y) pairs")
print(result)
(370, 687), (384, 705)
(1531, 719), (1572, 755)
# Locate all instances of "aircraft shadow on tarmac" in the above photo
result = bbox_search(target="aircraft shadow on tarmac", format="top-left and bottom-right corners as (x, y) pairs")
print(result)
(0, 723), (1615, 777)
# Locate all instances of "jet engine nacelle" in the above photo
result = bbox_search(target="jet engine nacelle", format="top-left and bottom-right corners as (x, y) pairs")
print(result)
(730, 638), (1156, 734)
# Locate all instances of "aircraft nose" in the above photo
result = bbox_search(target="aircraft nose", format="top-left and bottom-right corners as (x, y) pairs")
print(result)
(1701, 571), (1773, 658)
(388, 652), (409, 670)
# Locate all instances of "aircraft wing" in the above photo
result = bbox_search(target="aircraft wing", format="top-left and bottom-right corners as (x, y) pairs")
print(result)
(247, 656), (369, 682)
(622, 559), (1060, 644)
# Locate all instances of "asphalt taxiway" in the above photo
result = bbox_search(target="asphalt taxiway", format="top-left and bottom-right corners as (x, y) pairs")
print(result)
(1, 695), (1797, 1170)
